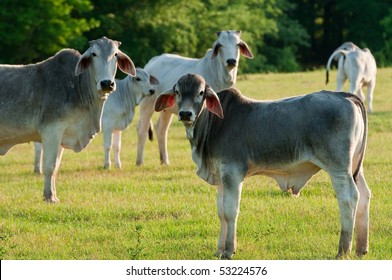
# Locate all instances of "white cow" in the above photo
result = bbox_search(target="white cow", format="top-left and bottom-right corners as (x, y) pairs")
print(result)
(326, 42), (377, 112)
(0, 37), (136, 202)
(136, 30), (254, 165)
(102, 68), (159, 169)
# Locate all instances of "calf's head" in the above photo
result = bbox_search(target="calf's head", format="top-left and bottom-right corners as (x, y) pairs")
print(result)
(211, 30), (254, 69)
(133, 67), (159, 98)
(155, 74), (224, 126)
(75, 36), (136, 95)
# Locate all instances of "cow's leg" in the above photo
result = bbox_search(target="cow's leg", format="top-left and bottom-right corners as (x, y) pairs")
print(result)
(366, 82), (375, 113)
(34, 142), (43, 175)
(218, 166), (243, 259)
(349, 78), (363, 100)
(156, 110), (173, 165)
(354, 169), (371, 257)
(336, 67), (347, 92)
(136, 95), (155, 165)
(113, 131), (122, 169)
(330, 171), (359, 258)
(42, 133), (63, 203)
(103, 130), (113, 169)
(215, 184), (227, 257)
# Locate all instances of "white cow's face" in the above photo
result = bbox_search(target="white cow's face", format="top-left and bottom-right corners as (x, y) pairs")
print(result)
(75, 37), (136, 96)
(211, 30), (254, 69)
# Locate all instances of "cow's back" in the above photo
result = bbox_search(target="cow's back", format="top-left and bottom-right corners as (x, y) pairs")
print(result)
(204, 90), (361, 169)
(144, 53), (200, 94)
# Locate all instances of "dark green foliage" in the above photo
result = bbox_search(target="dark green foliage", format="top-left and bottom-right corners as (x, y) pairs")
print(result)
(0, 0), (391, 71)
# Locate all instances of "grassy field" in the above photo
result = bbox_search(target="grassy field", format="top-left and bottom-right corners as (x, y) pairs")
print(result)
(0, 69), (391, 260)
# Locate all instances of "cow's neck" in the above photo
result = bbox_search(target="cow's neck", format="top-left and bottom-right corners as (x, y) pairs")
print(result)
(78, 69), (106, 133)
(207, 54), (237, 91)
(186, 107), (220, 185)
(115, 77), (139, 113)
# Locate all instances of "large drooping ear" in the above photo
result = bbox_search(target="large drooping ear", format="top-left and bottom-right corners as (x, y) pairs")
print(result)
(117, 51), (136, 77)
(211, 41), (222, 59)
(239, 41), (254, 59)
(205, 85), (224, 119)
(150, 75), (159, 85)
(75, 52), (92, 76)
(154, 87), (176, 112)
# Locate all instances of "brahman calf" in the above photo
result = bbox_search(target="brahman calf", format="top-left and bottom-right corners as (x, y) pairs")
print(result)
(155, 73), (370, 259)
(102, 68), (159, 169)
(326, 42), (377, 112)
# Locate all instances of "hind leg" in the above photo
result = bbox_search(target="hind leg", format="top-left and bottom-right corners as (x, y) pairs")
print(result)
(136, 95), (156, 165)
(366, 82), (375, 113)
(329, 171), (359, 258)
(156, 110), (173, 165)
(354, 169), (371, 256)
(34, 142), (43, 174)
(336, 68), (347, 92)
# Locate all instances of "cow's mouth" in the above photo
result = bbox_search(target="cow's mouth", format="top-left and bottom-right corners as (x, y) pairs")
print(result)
(100, 92), (110, 100)
(181, 120), (193, 125)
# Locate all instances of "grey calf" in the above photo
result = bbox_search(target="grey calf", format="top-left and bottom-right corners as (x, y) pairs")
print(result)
(155, 74), (370, 259)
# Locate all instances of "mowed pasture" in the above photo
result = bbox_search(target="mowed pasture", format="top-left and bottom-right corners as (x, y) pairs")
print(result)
(0, 69), (391, 260)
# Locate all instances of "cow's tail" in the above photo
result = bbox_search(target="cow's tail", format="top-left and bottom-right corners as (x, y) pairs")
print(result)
(148, 120), (154, 141)
(326, 49), (347, 84)
(349, 94), (368, 183)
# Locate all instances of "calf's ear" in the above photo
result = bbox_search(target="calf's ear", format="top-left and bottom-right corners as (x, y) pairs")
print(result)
(155, 88), (176, 112)
(205, 86), (224, 119)
(150, 75), (159, 85)
(117, 51), (136, 77)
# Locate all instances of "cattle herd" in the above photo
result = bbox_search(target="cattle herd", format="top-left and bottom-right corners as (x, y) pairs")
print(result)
(0, 31), (375, 259)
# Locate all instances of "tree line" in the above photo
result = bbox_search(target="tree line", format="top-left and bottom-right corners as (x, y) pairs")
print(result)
(0, 0), (391, 73)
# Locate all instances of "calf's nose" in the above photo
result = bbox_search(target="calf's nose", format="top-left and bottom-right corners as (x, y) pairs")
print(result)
(149, 89), (155, 95)
(179, 111), (193, 121)
(100, 80), (115, 91)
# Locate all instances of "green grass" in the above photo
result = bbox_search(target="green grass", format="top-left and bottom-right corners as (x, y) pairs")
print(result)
(1, 68), (391, 260)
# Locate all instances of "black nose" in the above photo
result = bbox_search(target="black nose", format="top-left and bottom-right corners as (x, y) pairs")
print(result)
(149, 89), (155, 95)
(100, 80), (115, 91)
(179, 111), (193, 121)
(227, 59), (237, 67)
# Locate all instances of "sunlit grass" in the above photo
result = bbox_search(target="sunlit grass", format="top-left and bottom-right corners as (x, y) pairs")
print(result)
(1, 68), (391, 259)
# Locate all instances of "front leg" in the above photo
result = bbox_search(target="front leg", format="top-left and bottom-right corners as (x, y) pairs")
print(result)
(42, 130), (63, 203)
(217, 165), (244, 259)
(215, 184), (227, 257)
(113, 131), (122, 169)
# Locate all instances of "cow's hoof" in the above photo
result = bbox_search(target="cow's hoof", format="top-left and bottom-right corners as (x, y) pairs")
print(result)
(214, 251), (223, 258)
(355, 249), (368, 258)
(44, 196), (59, 204)
(221, 251), (234, 260)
